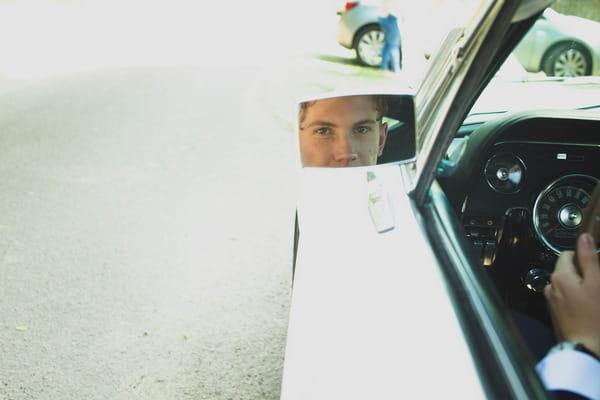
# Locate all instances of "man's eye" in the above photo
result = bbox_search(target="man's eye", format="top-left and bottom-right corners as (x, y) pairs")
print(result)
(315, 127), (332, 135)
(355, 126), (371, 134)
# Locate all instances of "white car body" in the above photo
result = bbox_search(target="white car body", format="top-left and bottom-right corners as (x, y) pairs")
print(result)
(280, 165), (486, 398)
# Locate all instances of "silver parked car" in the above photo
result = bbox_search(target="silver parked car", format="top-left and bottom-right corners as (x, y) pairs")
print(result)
(513, 8), (600, 77)
(336, 2), (398, 67)
(338, 2), (600, 76)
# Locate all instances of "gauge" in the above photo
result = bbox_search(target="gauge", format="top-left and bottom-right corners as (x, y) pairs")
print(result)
(533, 174), (599, 254)
(484, 153), (525, 194)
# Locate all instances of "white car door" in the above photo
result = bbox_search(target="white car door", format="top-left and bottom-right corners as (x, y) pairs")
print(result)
(281, 164), (485, 399)
(281, 0), (553, 399)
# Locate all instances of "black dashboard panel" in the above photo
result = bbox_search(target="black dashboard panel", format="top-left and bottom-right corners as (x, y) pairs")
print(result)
(463, 140), (598, 217)
(443, 110), (600, 213)
(439, 110), (599, 325)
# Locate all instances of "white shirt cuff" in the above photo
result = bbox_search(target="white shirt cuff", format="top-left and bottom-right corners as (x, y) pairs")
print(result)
(536, 349), (600, 400)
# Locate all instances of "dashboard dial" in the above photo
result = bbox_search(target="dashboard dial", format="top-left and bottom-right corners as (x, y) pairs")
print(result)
(533, 175), (599, 253)
(484, 153), (525, 194)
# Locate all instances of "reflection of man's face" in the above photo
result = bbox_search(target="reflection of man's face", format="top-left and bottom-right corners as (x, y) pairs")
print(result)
(299, 96), (388, 167)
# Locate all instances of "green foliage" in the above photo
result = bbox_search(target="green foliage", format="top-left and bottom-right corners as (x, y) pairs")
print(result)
(552, 0), (600, 22)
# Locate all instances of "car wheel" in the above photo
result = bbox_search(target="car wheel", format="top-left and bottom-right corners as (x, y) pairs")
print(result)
(541, 42), (592, 77)
(354, 25), (384, 67)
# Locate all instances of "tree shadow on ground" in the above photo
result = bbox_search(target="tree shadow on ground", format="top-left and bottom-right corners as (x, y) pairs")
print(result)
(313, 53), (362, 67)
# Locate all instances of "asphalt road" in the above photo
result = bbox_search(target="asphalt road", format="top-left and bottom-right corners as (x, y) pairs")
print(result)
(0, 1), (405, 396)
(0, 65), (303, 400)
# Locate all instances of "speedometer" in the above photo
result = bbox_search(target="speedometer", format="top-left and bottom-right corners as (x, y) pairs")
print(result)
(533, 174), (599, 254)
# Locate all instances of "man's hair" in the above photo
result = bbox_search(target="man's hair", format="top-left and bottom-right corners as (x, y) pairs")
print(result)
(299, 95), (389, 127)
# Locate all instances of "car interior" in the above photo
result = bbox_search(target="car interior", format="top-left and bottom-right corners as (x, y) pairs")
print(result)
(438, 108), (599, 336)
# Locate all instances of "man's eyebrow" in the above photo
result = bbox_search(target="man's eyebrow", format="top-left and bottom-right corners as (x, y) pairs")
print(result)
(353, 119), (377, 125)
(301, 118), (378, 129)
(302, 120), (337, 129)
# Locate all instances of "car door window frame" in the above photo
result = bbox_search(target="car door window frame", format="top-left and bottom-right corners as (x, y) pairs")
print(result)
(406, 0), (556, 398)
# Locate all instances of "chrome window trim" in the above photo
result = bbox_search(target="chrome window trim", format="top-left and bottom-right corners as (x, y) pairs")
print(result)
(412, 1), (511, 205)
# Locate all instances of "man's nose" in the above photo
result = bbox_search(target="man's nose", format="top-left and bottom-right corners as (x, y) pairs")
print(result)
(332, 136), (357, 167)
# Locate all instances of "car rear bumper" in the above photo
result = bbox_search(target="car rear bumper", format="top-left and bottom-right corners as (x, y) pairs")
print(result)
(337, 15), (354, 49)
(337, 5), (379, 50)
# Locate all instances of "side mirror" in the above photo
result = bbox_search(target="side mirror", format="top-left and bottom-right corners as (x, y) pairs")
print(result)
(297, 93), (416, 167)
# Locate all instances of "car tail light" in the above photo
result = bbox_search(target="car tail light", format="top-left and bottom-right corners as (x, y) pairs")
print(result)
(344, 2), (359, 12)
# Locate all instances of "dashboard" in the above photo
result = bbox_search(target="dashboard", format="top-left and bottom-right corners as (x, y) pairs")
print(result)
(439, 109), (600, 325)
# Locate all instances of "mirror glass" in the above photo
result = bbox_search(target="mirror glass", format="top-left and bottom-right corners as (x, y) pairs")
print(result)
(297, 94), (415, 167)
